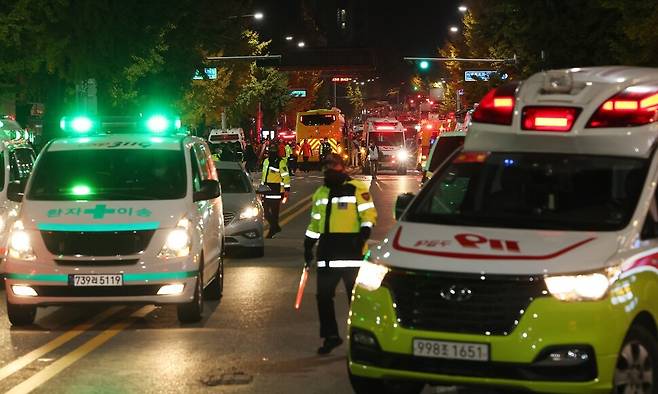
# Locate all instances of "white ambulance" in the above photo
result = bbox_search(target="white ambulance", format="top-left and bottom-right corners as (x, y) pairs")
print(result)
(364, 117), (410, 175)
(349, 67), (658, 393)
(208, 128), (246, 150)
(4, 115), (224, 325)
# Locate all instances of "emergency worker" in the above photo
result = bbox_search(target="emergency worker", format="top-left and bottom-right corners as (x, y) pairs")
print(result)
(303, 154), (377, 354)
(261, 145), (291, 238)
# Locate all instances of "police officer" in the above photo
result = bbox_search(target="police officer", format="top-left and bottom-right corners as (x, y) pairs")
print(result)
(319, 138), (332, 162)
(304, 153), (377, 354)
(261, 145), (291, 238)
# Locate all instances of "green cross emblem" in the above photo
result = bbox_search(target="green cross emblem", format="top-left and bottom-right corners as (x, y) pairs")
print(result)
(84, 204), (116, 219)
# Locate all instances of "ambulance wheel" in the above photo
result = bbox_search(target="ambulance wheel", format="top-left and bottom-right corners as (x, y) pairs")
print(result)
(6, 299), (36, 326)
(348, 369), (424, 394)
(178, 270), (204, 323)
(614, 325), (657, 394)
(204, 258), (223, 300)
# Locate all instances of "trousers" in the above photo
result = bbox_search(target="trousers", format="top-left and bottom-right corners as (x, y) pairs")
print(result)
(316, 267), (359, 338)
(263, 197), (281, 231)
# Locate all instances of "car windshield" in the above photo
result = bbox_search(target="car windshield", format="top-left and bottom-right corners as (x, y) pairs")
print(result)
(27, 149), (187, 201)
(369, 132), (403, 146)
(406, 152), (648, 231)
(217, 168), (252, 194)
(301, 114), (336, 126)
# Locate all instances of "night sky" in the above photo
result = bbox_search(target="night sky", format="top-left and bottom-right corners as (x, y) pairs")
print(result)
(252, 0), (461, 92)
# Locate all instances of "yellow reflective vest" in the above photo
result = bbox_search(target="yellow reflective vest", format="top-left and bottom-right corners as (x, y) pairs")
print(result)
(261, 157), (291, 197)
(305, 178), (377, 268)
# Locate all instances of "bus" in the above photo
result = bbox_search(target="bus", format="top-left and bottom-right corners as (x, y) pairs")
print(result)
(295, 108), (345, 162)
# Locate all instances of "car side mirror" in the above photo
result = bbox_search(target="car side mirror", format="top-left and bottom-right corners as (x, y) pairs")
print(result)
(7, 180), (25, 203)
(395, 192), (415, 220)
(194, 179), (220, 202)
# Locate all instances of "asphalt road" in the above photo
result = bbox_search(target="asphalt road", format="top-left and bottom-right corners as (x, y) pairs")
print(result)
(0, 169), (486, 394)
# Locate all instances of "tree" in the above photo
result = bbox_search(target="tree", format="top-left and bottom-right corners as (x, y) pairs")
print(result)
(346, 83), (364, 117)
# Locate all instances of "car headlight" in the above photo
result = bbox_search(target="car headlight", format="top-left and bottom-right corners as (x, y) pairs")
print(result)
(158, 218), (191, 259)
(8, 220), (35, 261)
(545, 267), (620, 301)
(356, 261), (390, 291)
(397, 150), (409, 161)
(239, 206), (259, 220)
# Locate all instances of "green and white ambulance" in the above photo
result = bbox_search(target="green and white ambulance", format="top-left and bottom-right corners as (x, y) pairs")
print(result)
(4, 114), (224, 325)
(348, 67), (658, 393)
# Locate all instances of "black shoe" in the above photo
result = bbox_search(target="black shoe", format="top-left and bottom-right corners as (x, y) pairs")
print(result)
(266, 227), (281, 239)
(317, 336), (343, 355)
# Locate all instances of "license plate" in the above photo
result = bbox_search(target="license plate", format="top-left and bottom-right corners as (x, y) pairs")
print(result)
(70, 274), (123, 287)
(413, 339), (489, 361)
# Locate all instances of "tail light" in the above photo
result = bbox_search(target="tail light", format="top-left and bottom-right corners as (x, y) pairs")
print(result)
(522, 107), (581, 132)
(587, 86), (658, 128)
(472, 82), (520, 125)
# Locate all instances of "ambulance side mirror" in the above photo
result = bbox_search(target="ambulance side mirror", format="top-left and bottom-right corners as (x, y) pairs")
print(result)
(194, 179), (220, 202)
(395, 192), (415, 220)
(7, 180), (25, 203)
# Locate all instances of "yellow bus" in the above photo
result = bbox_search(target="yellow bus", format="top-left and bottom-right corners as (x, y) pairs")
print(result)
(295, 108), (345, 162)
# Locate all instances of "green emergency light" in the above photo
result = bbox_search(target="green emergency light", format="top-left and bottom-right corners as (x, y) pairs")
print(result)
(60, 115), (95, 134)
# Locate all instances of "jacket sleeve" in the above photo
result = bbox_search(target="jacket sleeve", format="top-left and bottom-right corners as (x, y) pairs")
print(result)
(280, 160), (291, 192)
(305, 190), (322, 241)
(354, 181), (377, 229)
(261, 159), (268, 184)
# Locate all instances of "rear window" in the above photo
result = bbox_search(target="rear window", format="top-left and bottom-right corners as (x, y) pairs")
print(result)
(407, 152), (648, 231)
(426, 136), (465, 172)
(217, 169), (252, 194)
(300, 114), (336, 126)
(28, 149), (186, 201)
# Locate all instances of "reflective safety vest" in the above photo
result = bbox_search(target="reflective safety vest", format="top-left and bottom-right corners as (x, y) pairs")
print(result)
(261, 157), (291, 198)
(285, 144), (293, 158)
(305, 178), (377, 268)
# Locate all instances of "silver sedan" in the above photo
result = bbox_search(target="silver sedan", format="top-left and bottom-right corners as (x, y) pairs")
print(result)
(215, 161), (264, 257)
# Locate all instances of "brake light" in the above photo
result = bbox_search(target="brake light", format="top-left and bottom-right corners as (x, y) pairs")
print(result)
(472, 83), (520, 125)
(376, 125), (396, 130)
(522, 107), (581, 132)
(587, 86), (658, 128)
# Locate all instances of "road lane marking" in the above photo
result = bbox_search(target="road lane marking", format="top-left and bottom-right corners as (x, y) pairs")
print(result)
(6, 305), (156, 394)
(279, 200), (313, 227)
(263, 195), (313, 231)
(0, 306), (125, 382)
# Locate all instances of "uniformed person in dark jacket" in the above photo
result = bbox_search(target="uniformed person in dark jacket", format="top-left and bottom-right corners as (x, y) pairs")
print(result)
(304, 153), (378, 354)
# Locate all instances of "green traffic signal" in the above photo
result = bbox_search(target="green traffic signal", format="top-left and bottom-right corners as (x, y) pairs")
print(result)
(419, 60), (429, 70)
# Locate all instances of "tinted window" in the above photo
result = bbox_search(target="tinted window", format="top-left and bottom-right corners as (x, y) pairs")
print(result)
(407, 153), (648, 231)
(27, 150), (186, 200)
(301, 114), (336, 126)
(427, 136), (465, 172)
(217, 169), (252, 193)
(369, 132), (403, 146)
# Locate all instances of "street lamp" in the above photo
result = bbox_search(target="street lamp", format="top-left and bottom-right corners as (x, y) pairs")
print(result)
(458, 5), (468, 12)
(297, 41), (305, 48)
(228, 12), (264, 20)
(254, 12), (264, 20)
(285, 35), (293, 41)
(449, 26), (459, 33)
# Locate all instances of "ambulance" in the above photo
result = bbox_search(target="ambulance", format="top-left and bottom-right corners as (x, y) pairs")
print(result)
(4, 114), (224, 325)
(364, 118), (410, 175)
(348, 67), (658, 393)
(208, 128), (245, 150)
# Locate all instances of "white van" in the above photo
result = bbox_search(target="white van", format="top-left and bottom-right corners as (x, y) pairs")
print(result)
(349, 67), (658, 393)
(208, 128), (245, 150)
(364, 118), (410, 175)
(4, 115), (224, 325)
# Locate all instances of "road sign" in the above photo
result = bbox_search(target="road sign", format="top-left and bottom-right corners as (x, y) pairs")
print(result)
(193, 68), (217, 80)
(289, 89), (307, 98)
(331, 77), (352, 82)
(464, 70), (508, 82)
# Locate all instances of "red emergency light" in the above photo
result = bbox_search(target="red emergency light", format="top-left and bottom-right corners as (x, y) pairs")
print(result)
(522, 107), (581, 132)
(587, 86), (658, 128)
(425, 124), (433, 130)
(376, 125), (396, 130)
(472, 83), (520, 125)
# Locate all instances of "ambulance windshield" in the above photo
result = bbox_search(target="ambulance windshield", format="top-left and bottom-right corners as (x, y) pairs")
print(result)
(406, 153), (647, 231)
(27, 150), (187, 201)
(369, 132), (403, 146)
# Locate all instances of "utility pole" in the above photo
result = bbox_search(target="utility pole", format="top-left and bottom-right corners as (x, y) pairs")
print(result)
(333, 80), (337, 108)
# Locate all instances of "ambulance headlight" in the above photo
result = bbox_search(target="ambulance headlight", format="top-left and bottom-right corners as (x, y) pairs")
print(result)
(8, 221), (35, 261)
(239, 206), (259, 220)
(545, 268), (619, 301)
(397, 150), (409, 161)
(356, 261), (390, 292)
(158, 218), (191, 259)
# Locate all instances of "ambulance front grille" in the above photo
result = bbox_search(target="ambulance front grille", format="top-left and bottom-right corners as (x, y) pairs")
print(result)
(383, 269), (548, 336)
(40, 230), (155, 257)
